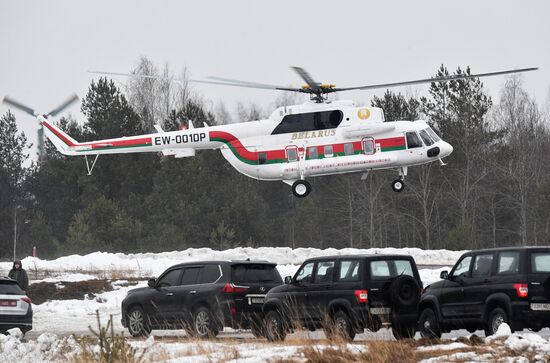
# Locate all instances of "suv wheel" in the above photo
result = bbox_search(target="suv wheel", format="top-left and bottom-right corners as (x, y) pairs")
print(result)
(331, 311), (356, 342)
(265, 310), (286, 342)
(418, 308), (441, 339)
(485, 307), (508, 337)
(193, 307), (219, 339)
(392, 323), (416, 340)
(127, 306), (151, 337)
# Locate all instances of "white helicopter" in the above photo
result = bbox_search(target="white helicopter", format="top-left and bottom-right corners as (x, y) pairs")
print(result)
(2, 66), (536, 197)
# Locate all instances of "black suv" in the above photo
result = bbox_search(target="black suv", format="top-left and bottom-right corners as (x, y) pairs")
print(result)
(121, 260), (282, 337)
(418, 247), (550, 338)
(262, 255), (422, 341)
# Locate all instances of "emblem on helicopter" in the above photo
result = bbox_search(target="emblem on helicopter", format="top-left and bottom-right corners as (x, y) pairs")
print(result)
(358, 108), (371, 120)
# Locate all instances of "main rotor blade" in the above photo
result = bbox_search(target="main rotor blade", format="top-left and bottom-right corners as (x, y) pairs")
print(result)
(47, 93), (80, 117)
(290, 66), (320, 90)
(90, 71), (299, 92)
(336, 67), (538, 92)
(206, 76), (290, 90)
(2, 96), (36, 116)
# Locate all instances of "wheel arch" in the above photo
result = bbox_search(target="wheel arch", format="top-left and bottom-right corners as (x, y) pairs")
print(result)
(484, 293), (512, 321)
(418, 296), (442, 321)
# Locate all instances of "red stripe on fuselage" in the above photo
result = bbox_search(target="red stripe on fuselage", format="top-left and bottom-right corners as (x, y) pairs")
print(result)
(378, 136), (406, 148)
(42, 121), (77, 146)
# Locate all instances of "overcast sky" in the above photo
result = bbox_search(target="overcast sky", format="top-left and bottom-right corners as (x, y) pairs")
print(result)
(1, 0), (549, 159)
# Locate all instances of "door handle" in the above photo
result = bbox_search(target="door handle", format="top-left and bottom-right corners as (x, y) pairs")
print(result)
(166, 292), (174, 296)
(190, 290), (197, 294)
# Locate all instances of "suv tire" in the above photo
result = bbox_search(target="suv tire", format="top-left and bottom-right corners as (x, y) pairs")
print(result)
(127, 306), (152, 337)
(485, 307), (508, 337)
(193, 306), (219, 339)
(265, 310), (286, 342)
(331, 310), (356, 342)
(418, 308), (441, 339)
(392, 323), (416, 340)
(390, 275), (420, 309)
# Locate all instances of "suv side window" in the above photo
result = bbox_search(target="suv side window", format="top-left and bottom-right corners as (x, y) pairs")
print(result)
(336, 260), (361, 282)
(370, 261), (391, 278)
(200, 265), (221, 283)
(472, 254), (494, 277)
(157, 268), (183, 287)
(295, 262), (315, 283)
(497, 251), (520, 274)
(531, 252), (550, 273)
(314, 261), (335, 283)
(181, 267), (202, 286)
(451, 256), (472, 278)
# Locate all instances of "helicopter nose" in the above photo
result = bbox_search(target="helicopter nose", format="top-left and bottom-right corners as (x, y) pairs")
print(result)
(441, 141), (453, 157)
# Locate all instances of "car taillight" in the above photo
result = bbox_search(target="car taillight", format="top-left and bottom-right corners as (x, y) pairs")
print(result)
(514, 283), (528, 298)
(354, 290), (368, 303)
(222, 283), (249, 293)
(21, 297), (32, 305)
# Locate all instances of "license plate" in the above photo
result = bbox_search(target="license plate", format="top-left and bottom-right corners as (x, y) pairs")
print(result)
(248, 297), (265, 305)
(370, 307), (391, 315)
(0, 300), (17, 307)
(531, 303), (550, 311)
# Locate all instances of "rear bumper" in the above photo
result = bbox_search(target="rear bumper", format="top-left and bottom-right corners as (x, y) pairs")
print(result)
(352, 305), (417, 331)
(0, 309), (33, 332)
(511, 301), (550, 329)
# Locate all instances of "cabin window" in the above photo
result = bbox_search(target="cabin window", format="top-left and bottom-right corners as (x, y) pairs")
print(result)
(286, 148), (298, 162)
(419, 129), (434, 146)
(271, 110), (344, 135)
(363, 138), (375, 155)
(308, 146), (318, 159)
(426, 127), (441, 142)
(258, 152), (267, 165)
(344, 143), (354, 156)
(324, 145), (333, 157)
(406, 132), (423, 149)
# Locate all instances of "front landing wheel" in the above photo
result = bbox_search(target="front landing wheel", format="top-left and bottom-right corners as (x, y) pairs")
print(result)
(391, 179), (405, 192)
(292, 180), (312, 198)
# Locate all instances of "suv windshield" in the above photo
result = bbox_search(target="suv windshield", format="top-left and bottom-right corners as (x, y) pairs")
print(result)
(232, 264), (282, 284)
(370, 259), (414, 279)
(0, 281), (24, 295)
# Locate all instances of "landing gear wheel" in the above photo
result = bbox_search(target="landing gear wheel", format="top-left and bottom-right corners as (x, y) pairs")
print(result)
(193, 307), (219, 339)
(292, 180), (312, 198)
(418, 308), (441, 339)
(391, 179), (405, 192)
(485, 307), (508, 337)
(127, 306), (152, 337)
(265, 310), (287, 342)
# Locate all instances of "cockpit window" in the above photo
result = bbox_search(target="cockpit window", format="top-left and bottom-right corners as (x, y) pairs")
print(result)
(426, 127), (441, 142)
(406, 132), (423, 149)
(419, 129), (434, 146)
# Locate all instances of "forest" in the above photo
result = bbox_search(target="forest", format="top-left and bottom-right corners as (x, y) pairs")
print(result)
(1, 58), (549, 259)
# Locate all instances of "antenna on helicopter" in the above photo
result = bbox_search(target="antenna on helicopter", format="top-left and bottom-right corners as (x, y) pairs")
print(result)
(2, 94), (79, 162)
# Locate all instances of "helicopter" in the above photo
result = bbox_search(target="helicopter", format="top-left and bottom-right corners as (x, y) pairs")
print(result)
(2, 66), (537, 197)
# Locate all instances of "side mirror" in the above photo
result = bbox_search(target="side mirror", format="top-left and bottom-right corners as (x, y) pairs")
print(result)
(148, 278), (156, 288)
(284, 276), (293, 284)
(440, 270), (449, 280)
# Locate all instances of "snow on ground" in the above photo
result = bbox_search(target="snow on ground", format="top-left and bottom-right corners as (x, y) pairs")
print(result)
(0, 246), (465, 281)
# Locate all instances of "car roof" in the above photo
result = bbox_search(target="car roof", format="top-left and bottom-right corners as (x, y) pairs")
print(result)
(303, 254), (415, 262)
(0, 276), (17, 284)
(462, 246), (550, 255)
(167, 260), (276, 269)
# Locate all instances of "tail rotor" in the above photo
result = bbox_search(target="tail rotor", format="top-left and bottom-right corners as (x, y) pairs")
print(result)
(2, 94), (79, 162)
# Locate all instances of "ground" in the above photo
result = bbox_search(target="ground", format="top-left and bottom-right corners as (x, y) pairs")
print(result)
(1, 247), (549, 362)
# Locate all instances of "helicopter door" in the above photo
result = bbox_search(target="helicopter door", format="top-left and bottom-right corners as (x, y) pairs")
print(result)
(405, 131), (424, 157)
(286, 145), (305, 179)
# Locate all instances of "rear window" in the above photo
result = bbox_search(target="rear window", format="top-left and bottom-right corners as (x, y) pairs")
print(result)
(531, 253), (550, 273)
(370, 259), (414, 279)
(0, 281), (24, 295)
(231, 264), (282, 284)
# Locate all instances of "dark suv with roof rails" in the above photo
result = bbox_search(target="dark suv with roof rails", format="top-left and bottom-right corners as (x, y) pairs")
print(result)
(418, 247), (550, 338)
(262, 254), (422, 341)
(121, 260), (282, 338)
